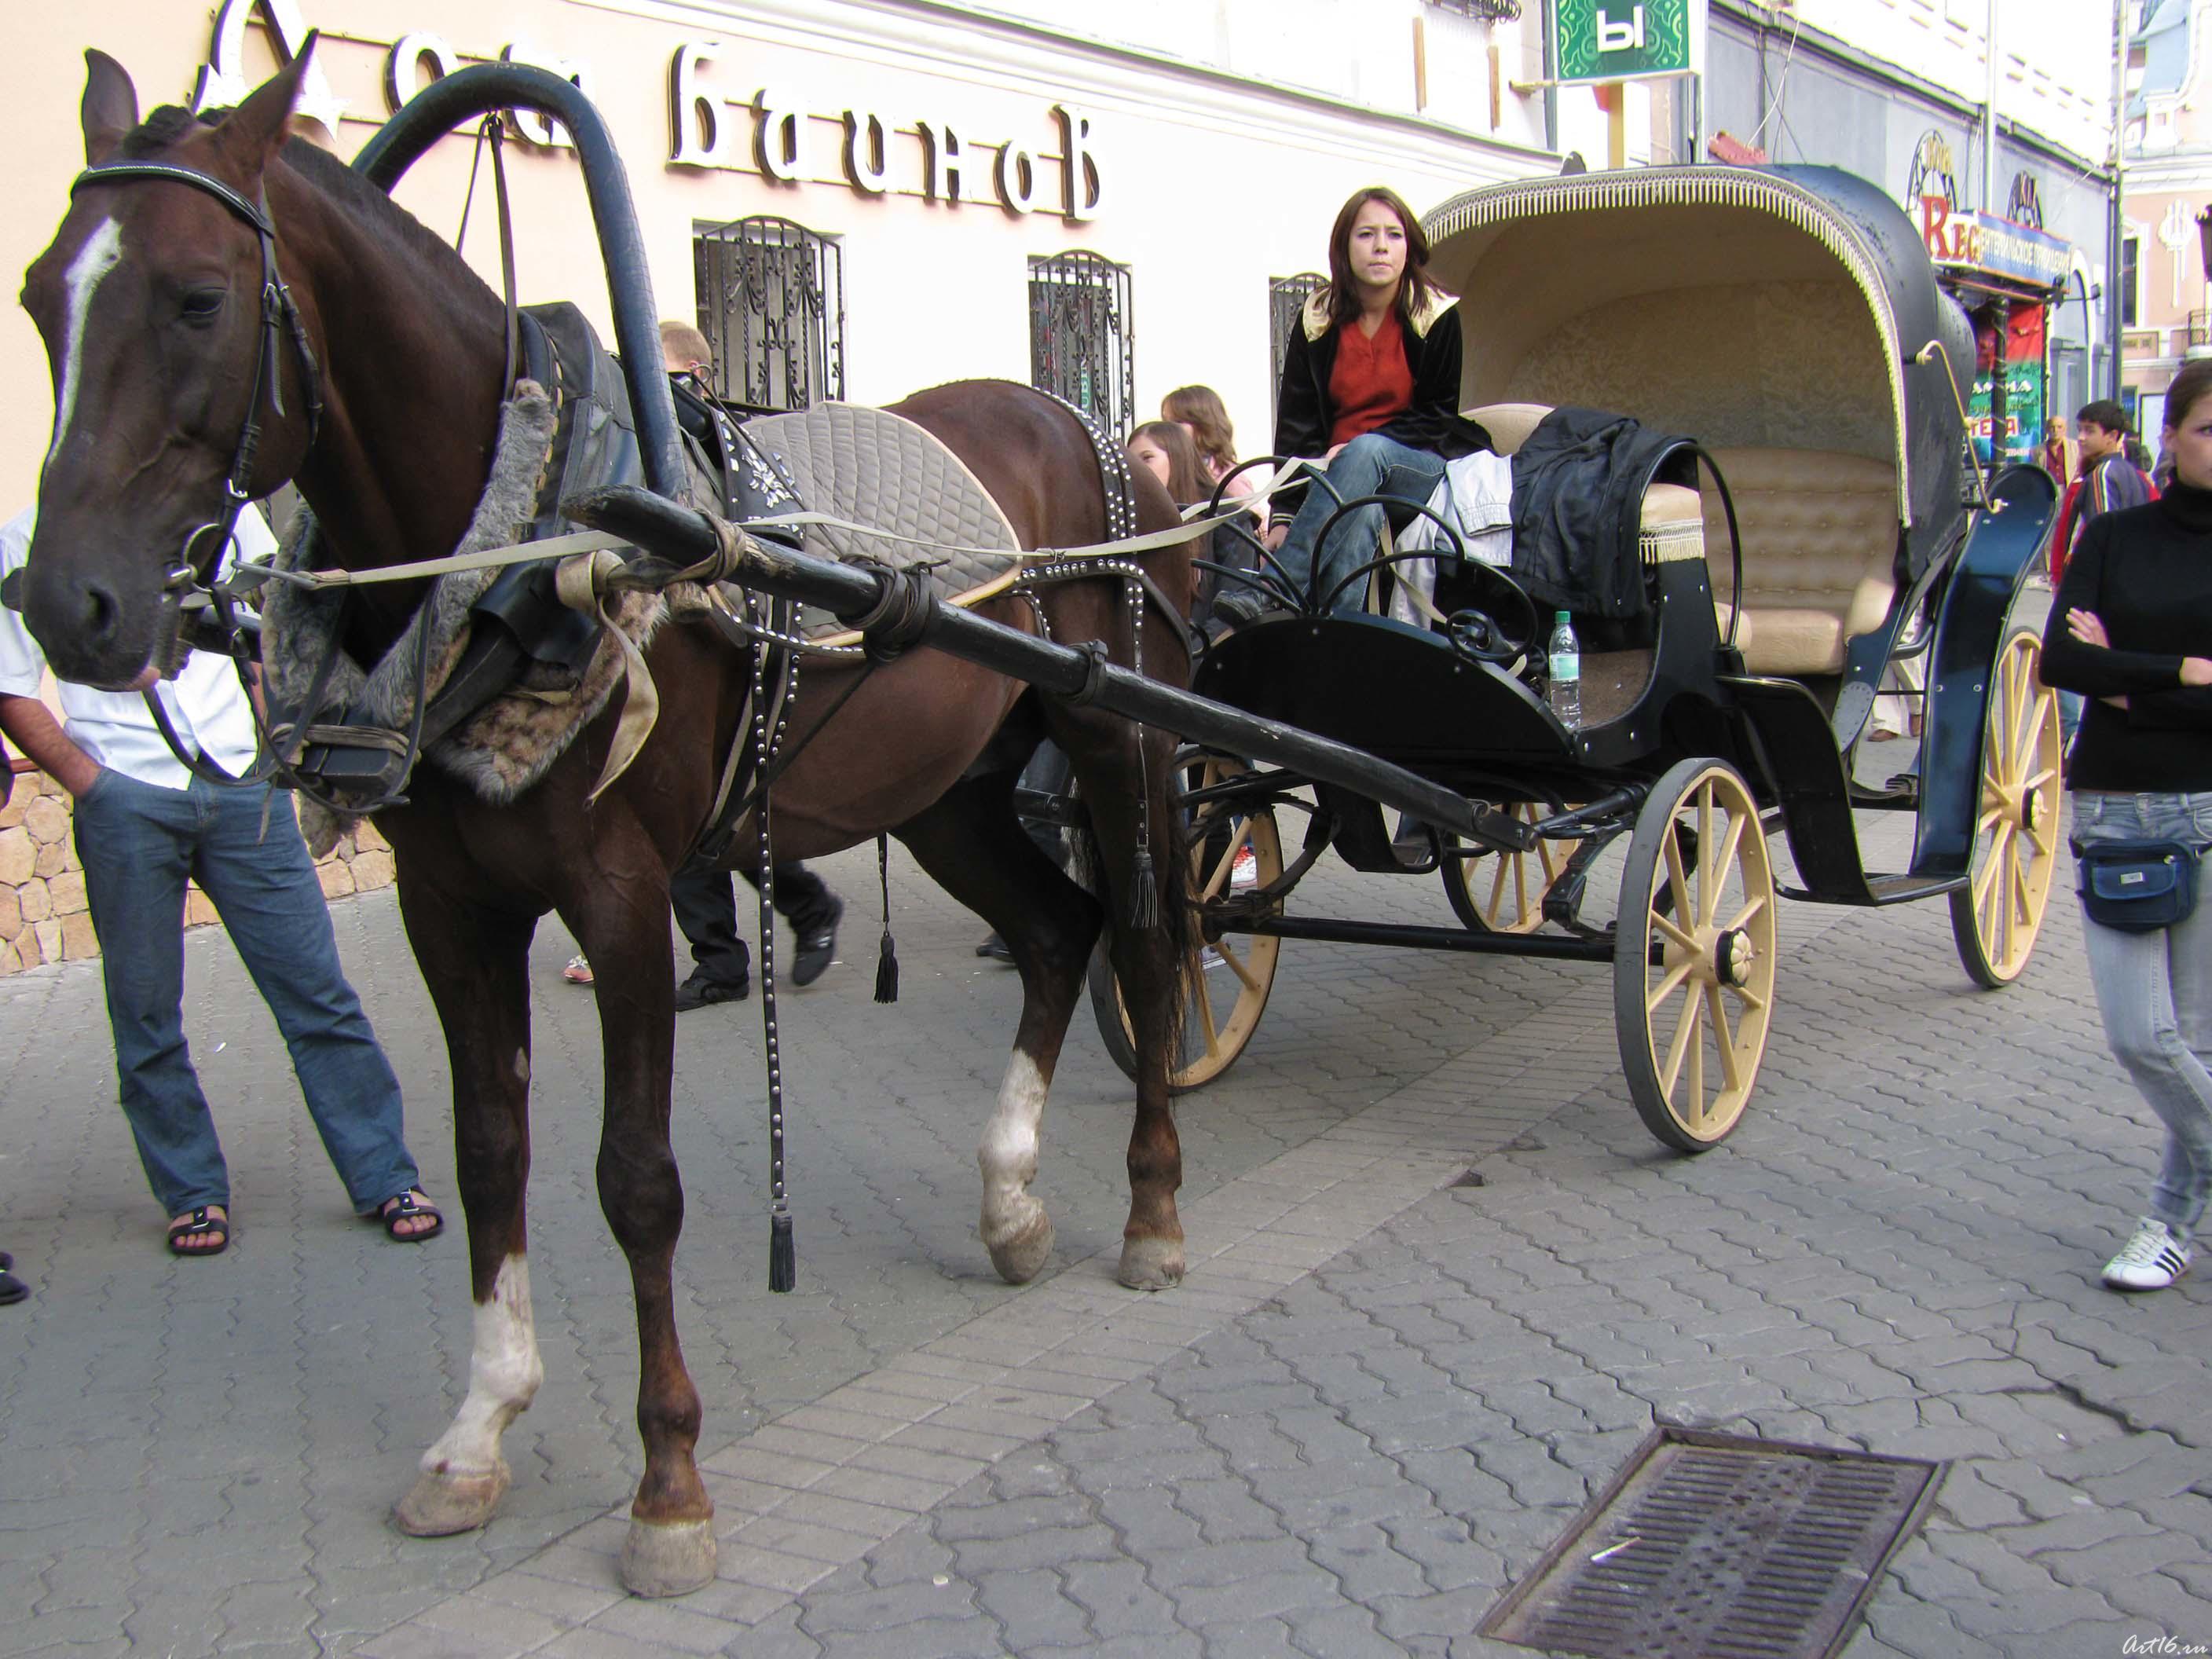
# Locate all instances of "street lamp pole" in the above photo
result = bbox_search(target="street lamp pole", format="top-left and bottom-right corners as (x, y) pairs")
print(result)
(2108, 0), (2130, 400)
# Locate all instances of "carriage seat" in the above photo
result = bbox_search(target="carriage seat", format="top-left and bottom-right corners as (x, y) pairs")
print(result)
(1467, 405), (1895, 677)
(1698, 448), (1898, 677)
(1463, 401), (1705, 573)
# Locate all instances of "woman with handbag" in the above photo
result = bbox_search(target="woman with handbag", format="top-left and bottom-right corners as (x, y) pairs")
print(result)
(2042, 356), (2212, 1291)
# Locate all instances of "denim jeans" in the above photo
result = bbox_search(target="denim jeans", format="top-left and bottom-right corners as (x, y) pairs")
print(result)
(1276, 433), (1446, 614)
(71, 770), (416, 1219)
(2073, 791), (2212, 1240)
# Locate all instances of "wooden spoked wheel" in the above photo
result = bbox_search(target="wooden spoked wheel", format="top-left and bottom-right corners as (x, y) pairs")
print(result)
(1613, 759), (1778, 1152)
(1089, 760), (1284, 1093)
(1951, 628), (2064, 988)
(1444, 803), (1577, 934)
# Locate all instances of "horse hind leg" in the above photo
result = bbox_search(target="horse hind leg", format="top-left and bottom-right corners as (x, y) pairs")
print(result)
(1054, 711), (1189, 1292)
(390, 886), (544, 1538)
(895, 774), (1101, 1284)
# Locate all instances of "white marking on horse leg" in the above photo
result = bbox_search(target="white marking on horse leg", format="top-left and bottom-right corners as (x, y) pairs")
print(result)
(979, 1050), (1054, 1282)
(46, 217), (123, 469)
(422, 1254), (542, 1478)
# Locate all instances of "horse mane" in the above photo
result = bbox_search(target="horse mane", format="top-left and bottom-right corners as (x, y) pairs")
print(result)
(118, 104), (500, 313)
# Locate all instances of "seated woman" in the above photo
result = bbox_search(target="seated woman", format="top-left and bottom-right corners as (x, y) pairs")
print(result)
(1232, 185), (1485, 620)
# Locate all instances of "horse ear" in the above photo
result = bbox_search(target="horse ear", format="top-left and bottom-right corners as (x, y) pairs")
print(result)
(82, 49), (140, 165)
(208, 31), (319, 177)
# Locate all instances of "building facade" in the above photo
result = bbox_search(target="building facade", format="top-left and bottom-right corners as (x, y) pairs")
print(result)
(1702, 0), (2119, 467)
(2119, 0), (2212, 438)
(0, 0), (1584, 513)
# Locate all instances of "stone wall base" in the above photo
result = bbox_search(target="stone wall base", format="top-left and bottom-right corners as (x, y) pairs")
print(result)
(0, 769), (394, 976)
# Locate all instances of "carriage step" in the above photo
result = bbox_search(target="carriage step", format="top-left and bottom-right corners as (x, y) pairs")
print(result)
(1781, 871), (1965, 906)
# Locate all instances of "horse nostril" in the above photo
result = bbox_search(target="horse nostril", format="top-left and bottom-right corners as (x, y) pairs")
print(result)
(82, 583), (118, 645)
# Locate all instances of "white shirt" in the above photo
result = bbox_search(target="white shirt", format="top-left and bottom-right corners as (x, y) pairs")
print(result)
(0, 505), (270, 790)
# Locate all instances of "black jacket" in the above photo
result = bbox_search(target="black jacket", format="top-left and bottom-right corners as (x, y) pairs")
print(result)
(1272, 287), (1489, 523)
(1509, 407), (1690, 620)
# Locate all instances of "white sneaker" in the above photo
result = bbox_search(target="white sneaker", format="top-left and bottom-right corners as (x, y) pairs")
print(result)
(2102, 1218), (2192, 1291)
(1200, 947), (1228, 971)
(1230, 848), (1259, 891)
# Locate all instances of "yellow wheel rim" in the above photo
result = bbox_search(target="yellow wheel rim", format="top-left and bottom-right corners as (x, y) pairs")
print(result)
(1617, 762), (1777, 1150)
(1957, 630), (2062, 985)
(1449, 802), (1578, 934)
(1111, 760), (1283, 1091)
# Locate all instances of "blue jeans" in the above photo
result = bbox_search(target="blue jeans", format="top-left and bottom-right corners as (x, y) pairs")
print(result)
(1276, 433), (1445, 614)
(71, 771), (416, 1220)
(2073, 791), (2212, 1240)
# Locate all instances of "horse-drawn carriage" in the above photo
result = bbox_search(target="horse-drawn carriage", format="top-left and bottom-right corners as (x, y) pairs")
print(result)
(20, 44), (2060, 1596)
(1090, 164), (2064, 1153)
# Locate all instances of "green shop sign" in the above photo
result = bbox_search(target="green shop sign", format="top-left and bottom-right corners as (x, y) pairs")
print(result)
(1555, 0), (1699, 84)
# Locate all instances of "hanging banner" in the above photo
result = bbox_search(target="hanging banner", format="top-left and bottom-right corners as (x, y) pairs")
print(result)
(1552, 0), (1702, 85)
(1969, 303), (2047, 467)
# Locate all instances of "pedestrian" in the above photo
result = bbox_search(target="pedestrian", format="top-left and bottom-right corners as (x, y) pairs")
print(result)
(2039, 416), (2073, 484)
(0, 505), (440, 1257)
(563, 321), (844, 1009)
(2049, 400), (2160, 751)
(1218, 185), (1485, 622)
(2039, 356), (2212, 1292)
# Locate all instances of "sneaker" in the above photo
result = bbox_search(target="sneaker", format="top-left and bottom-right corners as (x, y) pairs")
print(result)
(674, 969), (749, 1012)
(1230, 848), (1259, 891)
(790, 896), (844, 987)
(2102, 1218), (2192, 1291)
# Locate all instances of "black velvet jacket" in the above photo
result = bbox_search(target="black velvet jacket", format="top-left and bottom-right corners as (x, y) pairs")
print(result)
(1270, 287), (1489, 523)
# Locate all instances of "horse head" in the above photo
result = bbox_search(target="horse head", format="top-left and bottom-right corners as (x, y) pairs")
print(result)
(19, 46), (319, 688)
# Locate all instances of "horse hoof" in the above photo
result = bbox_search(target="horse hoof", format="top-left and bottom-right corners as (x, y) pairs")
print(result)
(986, 1207), (1056, 1284)
(622, 1517), (718, 1598)
(394, 1463), (509, 1536)
(1117, 1236), (1185, 1291)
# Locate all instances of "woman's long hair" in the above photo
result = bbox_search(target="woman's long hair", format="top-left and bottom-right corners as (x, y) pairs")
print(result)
(2165, 358), (2212, 438)
(1128, 421), (1208, 507)
(1324, 185), (1435, 331)
(1162, 385), (1239, 481)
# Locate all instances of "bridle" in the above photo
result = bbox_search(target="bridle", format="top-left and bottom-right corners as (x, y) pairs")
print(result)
(68, 159), (325, 674)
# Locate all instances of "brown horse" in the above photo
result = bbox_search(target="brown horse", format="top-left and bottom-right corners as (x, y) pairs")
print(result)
(21, 49), (1194, 1595)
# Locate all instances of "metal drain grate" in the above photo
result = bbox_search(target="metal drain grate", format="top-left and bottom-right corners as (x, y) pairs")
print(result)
(1481, 1426), (1943, 1659)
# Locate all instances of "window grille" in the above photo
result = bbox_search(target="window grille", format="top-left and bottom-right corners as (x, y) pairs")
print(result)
(1027, 250), (1135, 436)
(1426, 0), (1522, 16)
(1269, 273), (1328, 405)
(694, 216), (846, 413)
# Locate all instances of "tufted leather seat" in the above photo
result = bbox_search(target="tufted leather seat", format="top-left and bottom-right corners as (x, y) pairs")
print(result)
(1699, 448), (1898, 676)
(1469, 405), (1896, 676)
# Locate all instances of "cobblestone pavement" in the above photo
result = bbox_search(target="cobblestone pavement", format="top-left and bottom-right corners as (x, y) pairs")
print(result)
(8, 791), (2210, 1658)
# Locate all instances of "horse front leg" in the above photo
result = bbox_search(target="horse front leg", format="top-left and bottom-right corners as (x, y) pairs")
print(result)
(566, 883), (716, 1598)
(389, 878), (544, 1538)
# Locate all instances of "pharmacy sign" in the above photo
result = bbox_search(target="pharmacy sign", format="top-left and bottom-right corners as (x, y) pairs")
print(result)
(1555, 0), (1700, 84)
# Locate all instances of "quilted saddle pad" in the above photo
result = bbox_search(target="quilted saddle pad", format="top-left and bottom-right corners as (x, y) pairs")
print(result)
(747, 403), (1025, 642)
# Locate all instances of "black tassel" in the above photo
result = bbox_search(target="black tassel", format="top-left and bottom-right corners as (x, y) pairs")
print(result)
(1129, 847), (1159, 929)
(873, 832), (899, 1003)
(769, 1210), (796, 1293)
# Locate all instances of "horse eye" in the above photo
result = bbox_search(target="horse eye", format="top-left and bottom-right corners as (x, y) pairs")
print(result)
(179, 289), (225, 324)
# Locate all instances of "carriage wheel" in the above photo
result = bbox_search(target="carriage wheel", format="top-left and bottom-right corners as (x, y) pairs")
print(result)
(1614, 759), (1778, 1152)
(1088, 760), (1284, 1093)
(1950, 627), (2064, 988)
(1444, 803), (1577, 934)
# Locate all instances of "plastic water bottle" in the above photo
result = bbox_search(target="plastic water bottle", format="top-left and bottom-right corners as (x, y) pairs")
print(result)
(1547, 610), (1582, 729)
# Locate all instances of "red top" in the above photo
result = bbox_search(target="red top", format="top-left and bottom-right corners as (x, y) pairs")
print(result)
(1327, 309), (1414, 449)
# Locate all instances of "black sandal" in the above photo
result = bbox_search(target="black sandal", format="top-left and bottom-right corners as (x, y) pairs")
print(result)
(379, 1190), (444, 1243)
(167, 1207), (230, 1257)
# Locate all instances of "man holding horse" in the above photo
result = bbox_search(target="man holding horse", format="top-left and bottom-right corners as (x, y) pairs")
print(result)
(0, 504), (441, 1258)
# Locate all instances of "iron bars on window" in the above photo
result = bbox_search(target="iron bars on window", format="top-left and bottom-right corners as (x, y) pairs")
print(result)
(694, 216), (847, 415)
(1269, 273), (1328, 406)
(1028, 250), (1135, 438)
